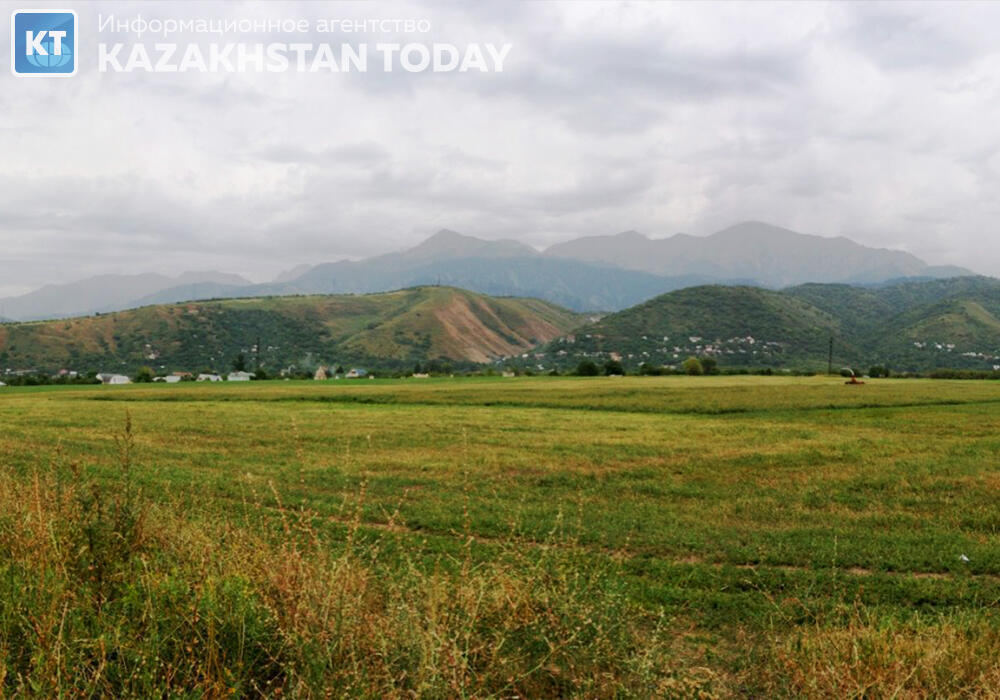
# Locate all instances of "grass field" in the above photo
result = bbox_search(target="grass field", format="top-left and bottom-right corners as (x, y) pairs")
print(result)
(2, 376), (999, 696)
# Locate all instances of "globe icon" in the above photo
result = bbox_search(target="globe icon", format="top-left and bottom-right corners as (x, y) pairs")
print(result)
(25, 35), (72, 69)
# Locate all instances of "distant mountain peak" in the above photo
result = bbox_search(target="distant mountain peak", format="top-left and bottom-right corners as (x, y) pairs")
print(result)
(425, 228), (470, 243)
(543, 220), (968, 287)
(614, 230), (648, 240)
(273, 264), (314, 284)
(405, 229), (537, 260)
(0, 270), (253, 322)
(711, 221), (810, 239)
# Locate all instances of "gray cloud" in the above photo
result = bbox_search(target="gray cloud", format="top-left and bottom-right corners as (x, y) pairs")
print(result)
(0, 0), (999, 293)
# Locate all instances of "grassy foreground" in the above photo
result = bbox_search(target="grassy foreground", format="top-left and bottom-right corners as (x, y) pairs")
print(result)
(1, 376), (999, 696)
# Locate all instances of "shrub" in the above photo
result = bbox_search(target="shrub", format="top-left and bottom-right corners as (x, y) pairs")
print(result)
(682, 357), (703, 376)
(700, 356), (719, 375)
(576, 360), (600, 376)
(604, 359), (625, 376)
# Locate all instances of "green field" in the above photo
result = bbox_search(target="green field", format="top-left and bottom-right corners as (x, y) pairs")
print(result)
(2, 376), (999, 696)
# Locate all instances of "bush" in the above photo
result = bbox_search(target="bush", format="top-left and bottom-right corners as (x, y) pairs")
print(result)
(604, 360), (625, 376)
(682, 357), (703, 376)
(700, 357), (719, 375)
(576, 360), (600, 376)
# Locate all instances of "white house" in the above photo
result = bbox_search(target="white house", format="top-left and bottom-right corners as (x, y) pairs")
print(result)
(197, 373), (222, 382)
(227, 371), (253, 382)
(97, 373), (131, 385)
(153, 375), (182, 383)
(346, 368), (368, 378)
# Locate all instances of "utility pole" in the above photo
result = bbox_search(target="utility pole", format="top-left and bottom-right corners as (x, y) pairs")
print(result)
(255, 335), (261, 371)
(828, 335), (834, 375)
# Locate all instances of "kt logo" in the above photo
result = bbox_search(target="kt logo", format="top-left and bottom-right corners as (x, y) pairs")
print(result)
(11, 9), (77, 77)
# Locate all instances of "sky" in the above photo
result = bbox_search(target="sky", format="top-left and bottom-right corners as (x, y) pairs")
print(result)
(2, 0), (1000, 297)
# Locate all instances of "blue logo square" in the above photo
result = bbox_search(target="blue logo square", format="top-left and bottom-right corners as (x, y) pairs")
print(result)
(11, 10), (77, 76)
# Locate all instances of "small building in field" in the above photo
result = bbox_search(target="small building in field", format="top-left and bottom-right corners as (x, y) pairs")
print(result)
(346, 368), (368, 379)
(154, 375), (182, 383)
(98, 373), (131, 385)
(314, 367), (329, 381)
(197, 373), (222, 382)
(227, 371), (253, 382)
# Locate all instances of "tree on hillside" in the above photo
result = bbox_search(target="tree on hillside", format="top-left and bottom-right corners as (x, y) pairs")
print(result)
(576, 359), (600, 376)
(683, 356), (704, 376)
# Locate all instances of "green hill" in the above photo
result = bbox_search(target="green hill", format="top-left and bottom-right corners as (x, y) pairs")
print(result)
(0, 287), (583, 374)
(546, 277), (1000, 372)
(553, 286), (849, 368)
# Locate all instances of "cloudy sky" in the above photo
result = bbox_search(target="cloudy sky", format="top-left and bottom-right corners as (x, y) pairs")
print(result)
(2, 0), (1000, 296)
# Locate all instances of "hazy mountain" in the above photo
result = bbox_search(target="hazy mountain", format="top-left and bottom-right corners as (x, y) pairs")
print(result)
(0, 287), (583, 372)
(262, 230), (763, 311)
(116, 282), (252, 310)
(544, 221), (970, 287)
(269, 223), (973, 311)
(272, 264), (314, 283)
(2, 223), (978, 320)
(256, 256), (724, 312)
(0, 271), (252, 321)
(390, 257), (722, 312)
(545, 276), (1000, 372)
(399, 229), (538, 262)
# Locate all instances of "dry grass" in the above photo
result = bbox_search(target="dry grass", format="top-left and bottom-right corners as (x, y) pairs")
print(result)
(750, 610), (1000, 698)
(0, 418), (689, 697)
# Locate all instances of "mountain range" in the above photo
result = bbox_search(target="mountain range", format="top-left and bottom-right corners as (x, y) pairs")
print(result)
(0, 277), (996, 374)
(0, 271), (251, 321)
(0, 222), (974, 320)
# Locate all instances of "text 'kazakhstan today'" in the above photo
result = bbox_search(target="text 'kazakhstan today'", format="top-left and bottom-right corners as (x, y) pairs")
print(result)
(98, 42), (512, 73)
